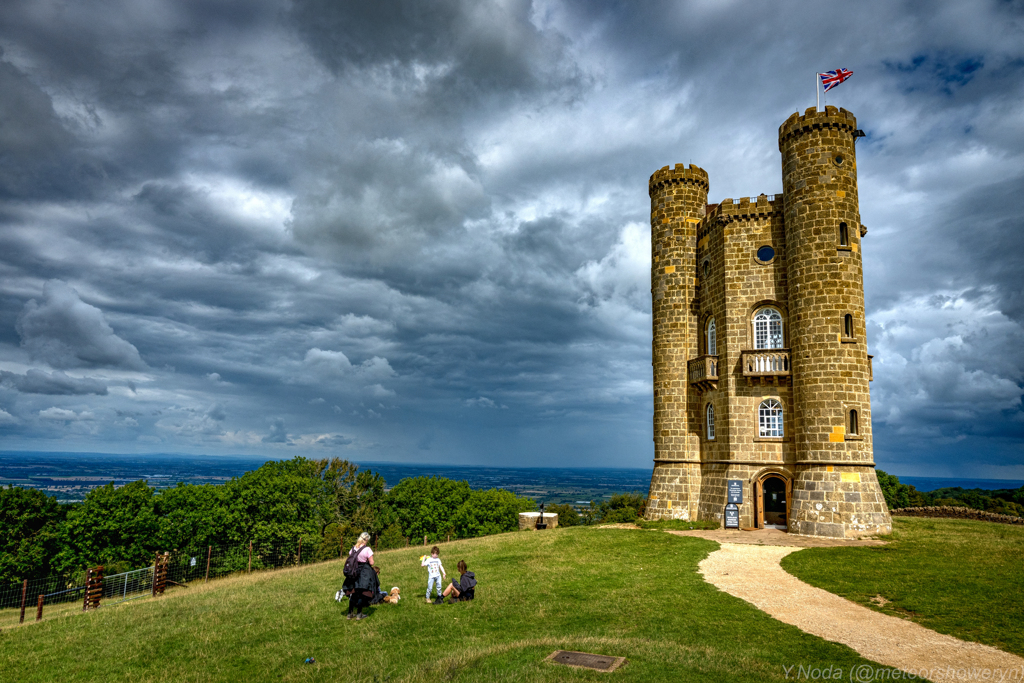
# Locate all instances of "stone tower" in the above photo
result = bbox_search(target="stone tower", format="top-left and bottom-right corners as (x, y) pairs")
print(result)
(644, 107), (892, 539)
(647, 165), (708, 523)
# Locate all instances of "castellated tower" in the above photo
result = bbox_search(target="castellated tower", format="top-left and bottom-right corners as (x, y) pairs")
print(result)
(647, 165), (708, 522)
(645, 107), (892, 539)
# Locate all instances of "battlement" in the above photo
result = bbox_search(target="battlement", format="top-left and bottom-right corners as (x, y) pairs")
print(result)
(778, 106), (857, 150)
(698, 194), (783, 240)
(649, 164), (709, 197)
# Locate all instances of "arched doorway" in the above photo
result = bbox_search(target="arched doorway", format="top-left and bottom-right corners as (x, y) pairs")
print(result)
(755, 473), (791, 530)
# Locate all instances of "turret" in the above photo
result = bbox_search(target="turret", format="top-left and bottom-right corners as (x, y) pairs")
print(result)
(779, 106), (891, 538)
(646, 164), (708, 521)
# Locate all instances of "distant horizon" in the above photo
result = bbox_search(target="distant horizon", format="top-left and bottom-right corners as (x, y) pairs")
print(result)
(3, 450), (1023, 487)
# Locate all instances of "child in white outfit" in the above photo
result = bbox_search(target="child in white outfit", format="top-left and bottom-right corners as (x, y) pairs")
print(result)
(421, 546), (446, 603)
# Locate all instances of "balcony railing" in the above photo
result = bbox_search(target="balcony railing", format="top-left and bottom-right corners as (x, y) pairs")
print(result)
(741, 349), (791, 384)
(687, 355), (718, 392)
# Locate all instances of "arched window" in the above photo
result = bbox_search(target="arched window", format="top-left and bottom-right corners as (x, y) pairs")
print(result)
(839, 222), (849, 246)
(706, 318), (717, 356)
(706, 403), (715, 440)
(844, 313), (854, 338)
(849, 409), (859, 435)
(753, 308), (783, 349)
(758, 399), (783, 438)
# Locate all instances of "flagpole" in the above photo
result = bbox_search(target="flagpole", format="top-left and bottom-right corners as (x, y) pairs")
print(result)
(816, 73), (820, 111)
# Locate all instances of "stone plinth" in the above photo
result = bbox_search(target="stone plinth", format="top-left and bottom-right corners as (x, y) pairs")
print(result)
(518, 512), (559, 530)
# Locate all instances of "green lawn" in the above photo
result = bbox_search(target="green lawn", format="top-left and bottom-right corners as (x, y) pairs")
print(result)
(783, 517), (1024, 657)
(0, 527), (893, 682)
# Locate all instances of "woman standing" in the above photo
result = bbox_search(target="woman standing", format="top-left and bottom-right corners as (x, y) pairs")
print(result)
(345, 532), (377, 620)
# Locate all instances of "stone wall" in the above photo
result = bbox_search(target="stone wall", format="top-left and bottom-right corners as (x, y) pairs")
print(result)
(891, 507), (1024, 525)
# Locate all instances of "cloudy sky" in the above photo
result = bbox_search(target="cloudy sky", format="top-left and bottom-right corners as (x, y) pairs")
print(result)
(0, 0), (1021, 479)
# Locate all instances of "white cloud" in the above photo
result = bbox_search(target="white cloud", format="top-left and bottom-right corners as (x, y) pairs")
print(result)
(39, 407), (95, 421)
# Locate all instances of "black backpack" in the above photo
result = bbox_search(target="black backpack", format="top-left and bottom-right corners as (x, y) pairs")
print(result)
(343, 546), (362, 579)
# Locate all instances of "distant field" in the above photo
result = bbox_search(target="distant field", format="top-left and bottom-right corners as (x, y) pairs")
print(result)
(783, 517), (1024, 657)
(0, 528), (893, 682)
(0, 452), (652, 504)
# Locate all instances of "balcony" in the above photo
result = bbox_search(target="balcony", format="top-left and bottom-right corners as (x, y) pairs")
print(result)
(688, 355), (718, 392)
(741, 349), (791, 385)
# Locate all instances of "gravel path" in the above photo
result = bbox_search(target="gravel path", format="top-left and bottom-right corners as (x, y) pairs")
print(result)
(699, 543), (1024, 681)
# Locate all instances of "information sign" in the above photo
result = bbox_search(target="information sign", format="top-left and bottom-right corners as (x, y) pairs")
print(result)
(727, 480), (743, 504)
(724, 503), (740, 529)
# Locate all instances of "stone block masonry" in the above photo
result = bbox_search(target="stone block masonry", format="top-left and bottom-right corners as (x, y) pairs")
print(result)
(645, 108), (892, 539)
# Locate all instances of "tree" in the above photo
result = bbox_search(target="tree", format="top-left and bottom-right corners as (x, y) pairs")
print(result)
(449, 489), (534, 539)
(154, 483), (228, 551)
(56, 480), (160, 576)
(376, 523), (406, 551)
(0, 486), (66, 584)
(597, 492), (647, 523)
(384, 476), (473, 542)
(876, 470), (926, 510)
(221, 458), (323, 550)
(546, 503), (579, 527)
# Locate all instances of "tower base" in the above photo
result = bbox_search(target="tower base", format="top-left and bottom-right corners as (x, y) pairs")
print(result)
(645, 461), (701, 521)
(789, 465), (892, 538)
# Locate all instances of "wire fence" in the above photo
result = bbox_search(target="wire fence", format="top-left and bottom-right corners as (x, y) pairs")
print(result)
(0, 538), (342, 630)
(0, 533), (443, 630)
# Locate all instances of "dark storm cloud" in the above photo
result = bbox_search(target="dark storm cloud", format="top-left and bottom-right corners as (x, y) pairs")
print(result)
(16, 281), (146, 370)
(0, 369), (107, 396)
(0, 0), (1020, 477)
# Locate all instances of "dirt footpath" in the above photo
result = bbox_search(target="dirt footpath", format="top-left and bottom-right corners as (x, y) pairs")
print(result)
(698, 542), (1024, 681)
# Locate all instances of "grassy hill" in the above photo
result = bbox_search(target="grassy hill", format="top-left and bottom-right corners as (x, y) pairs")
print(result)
(0, 526), (895, 682)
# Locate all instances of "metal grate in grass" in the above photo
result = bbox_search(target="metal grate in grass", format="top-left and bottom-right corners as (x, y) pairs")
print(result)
(545, 650), (627, 672)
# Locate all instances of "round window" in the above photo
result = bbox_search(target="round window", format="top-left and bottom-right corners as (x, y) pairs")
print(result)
(756, 246), (775, 262)
(834, 154), (845, 166)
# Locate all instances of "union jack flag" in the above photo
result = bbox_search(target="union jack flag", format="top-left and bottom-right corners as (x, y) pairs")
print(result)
(819, 68), (853, 93)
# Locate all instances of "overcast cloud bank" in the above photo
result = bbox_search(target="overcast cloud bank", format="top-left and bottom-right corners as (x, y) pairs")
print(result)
(0, 0), (1021, 478)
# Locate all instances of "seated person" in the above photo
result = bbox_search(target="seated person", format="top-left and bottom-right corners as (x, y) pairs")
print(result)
(441, 560), (476, 603)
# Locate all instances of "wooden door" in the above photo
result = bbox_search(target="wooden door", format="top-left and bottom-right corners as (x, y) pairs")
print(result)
(755, 478), (764, 529)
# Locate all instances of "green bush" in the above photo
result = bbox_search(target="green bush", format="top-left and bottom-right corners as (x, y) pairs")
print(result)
(545, 503), (579, 527)
(876, 470), (926, 510)
(0, 486), (66, 584)
(601, 507), (640, 524)
(450, 489), (534, 539)
(377, 523), (406, 550)
(383, 476), (473, 542)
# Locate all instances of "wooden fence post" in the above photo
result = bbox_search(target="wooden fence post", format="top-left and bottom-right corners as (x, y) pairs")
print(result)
(297, 538), (302, 565)
(152, 553), (159, 597)
(248, 540), (252, 573)
(204, 545), (212, 583)
(85, 566), (104, 610)
(83, 568), (92, 611)
(423, 535), (427, 546)
(36, 594), (44, 622)
(152, 555), (167, 597)
(19, 579), (27, 624)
